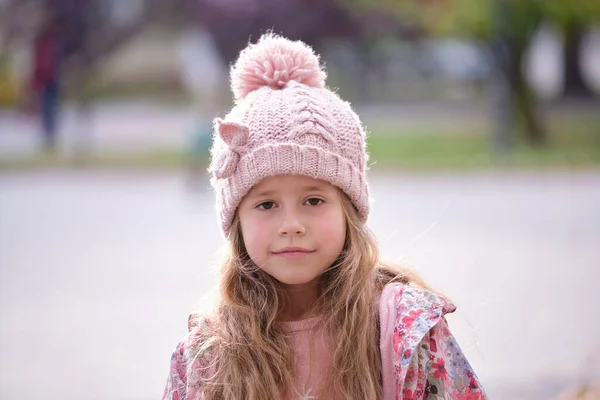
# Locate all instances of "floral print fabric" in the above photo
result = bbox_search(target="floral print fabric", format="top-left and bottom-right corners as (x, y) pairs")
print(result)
(162, 316), (210, 400)
(379, 283), (487, 399)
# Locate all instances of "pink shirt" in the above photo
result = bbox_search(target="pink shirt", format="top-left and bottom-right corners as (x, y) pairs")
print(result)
(282, 317), (338, 399)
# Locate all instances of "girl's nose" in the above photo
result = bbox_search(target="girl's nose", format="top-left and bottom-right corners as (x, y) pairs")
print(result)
(278, 213), (306, 236)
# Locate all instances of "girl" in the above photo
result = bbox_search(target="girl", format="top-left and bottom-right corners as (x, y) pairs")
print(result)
(162, 33), (486, 400)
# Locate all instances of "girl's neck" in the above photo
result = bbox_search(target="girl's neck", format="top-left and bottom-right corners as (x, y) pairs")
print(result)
(280, 279), (321, 321)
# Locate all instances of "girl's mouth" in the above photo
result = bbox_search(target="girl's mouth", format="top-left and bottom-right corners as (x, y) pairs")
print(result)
(272, 247), (316, 258)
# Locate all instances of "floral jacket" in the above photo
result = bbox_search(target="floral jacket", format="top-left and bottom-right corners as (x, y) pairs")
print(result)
(378, 283), (486, 399)
(162, 283), (487, 399)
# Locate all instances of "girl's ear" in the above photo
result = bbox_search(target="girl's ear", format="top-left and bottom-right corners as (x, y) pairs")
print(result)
(214, 118), (249, 149)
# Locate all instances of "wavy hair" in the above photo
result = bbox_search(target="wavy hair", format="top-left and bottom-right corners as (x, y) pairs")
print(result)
(191, 191), (431, 399)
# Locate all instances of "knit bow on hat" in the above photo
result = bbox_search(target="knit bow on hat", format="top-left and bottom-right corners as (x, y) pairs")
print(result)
(212, 118), (250, 179)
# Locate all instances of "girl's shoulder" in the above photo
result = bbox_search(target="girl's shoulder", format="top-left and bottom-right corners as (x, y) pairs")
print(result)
(183, 312), (215, 358)
(379, 282), (456, 327)
(379, 283), (487, 399)
(162, 313), (215, 400)
(378, 282), (456, 370)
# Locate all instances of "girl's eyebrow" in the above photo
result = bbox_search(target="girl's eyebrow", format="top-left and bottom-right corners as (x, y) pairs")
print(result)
(302, 185), (325, 192)
(251, 190), (275, 198)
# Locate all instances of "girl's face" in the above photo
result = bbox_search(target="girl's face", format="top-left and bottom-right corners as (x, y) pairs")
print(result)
(238, 175), (346, 288)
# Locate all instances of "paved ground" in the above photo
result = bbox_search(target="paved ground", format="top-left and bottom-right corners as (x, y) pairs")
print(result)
(0, 169), (599, 399)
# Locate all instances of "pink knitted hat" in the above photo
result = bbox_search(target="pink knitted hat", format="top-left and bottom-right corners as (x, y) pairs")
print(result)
(209, 33), (370, 236)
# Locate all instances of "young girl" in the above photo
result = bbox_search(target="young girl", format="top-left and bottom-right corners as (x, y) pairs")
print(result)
(162, 33), (487, 400)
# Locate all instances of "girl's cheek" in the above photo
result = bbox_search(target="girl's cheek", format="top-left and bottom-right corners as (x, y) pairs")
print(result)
(245, 235), (267, 258)
(319, 210), (345, 234)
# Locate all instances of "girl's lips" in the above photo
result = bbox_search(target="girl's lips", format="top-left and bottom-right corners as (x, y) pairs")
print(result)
(271, 248), (316, 258)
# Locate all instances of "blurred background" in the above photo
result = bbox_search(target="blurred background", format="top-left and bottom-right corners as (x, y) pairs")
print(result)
(0, 0), (599, 399)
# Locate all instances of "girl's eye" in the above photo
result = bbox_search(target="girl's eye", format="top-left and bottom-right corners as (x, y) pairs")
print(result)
(257, 201), (275, 210)
(305, 198), (324, 206)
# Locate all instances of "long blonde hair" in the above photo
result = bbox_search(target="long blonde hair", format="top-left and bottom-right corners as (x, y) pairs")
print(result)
(191, 191), (431, 400)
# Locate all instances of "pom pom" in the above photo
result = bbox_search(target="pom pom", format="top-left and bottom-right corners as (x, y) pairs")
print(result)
(230, 33), (326, 101)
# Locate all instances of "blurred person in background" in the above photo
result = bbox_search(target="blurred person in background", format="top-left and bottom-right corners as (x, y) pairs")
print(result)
(28, 8), (63, 152)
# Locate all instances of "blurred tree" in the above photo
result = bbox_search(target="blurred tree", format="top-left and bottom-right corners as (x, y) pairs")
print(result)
(193, 0), (363, 67)
(429, 0), (600, 144)
(563, 22), (593, 98)
(543, 2), (600, 98)
(0, 0), (193, 94)
(344, 0), (600, 148)
(191, 0), (428, 103)
(0, 0), (192, 155)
